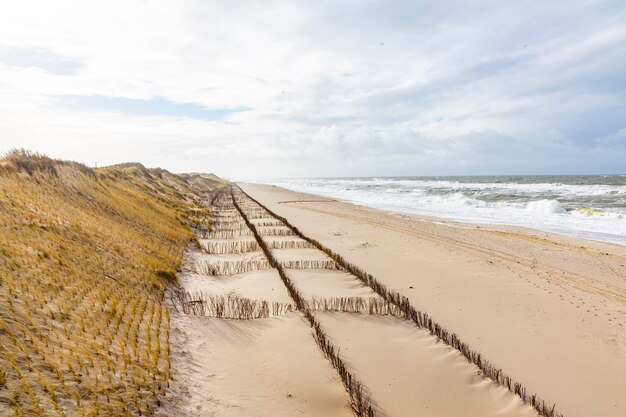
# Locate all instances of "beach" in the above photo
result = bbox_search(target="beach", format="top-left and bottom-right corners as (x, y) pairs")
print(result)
(235, 182), (626, 417)
(4, 2), (626, 415)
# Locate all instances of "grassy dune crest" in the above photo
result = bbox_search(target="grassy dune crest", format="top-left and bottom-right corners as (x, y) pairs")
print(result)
(0, 150), (220, 416)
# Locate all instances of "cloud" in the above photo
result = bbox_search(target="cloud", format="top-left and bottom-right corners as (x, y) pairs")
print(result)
(57, 95), (250, 120)
(0, 0), (625, 177)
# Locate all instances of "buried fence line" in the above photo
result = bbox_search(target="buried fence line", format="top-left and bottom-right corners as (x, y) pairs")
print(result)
(169, 288), (294, 319)
(234, 184), (563, 417)
(201, 239), (261, 254)
(250, 220), (285, 227)
(209, 187), (229, 206)
(197, 229), (253, 239)
(211, 221), (249, 230)
(210, 211), (242, 218)
(193, 259), (270, 276)
(280, 259), (339, 270)
(267, 240), (315, 249)
(245, 212), (273, 220)
(210, 217), (245, 225)
(306, 296), (404, 316)
(200, 239), (314, 254)
(210, 207), (239, 214)
(231, 187), (377, 417)
(256, 227), (296, 236)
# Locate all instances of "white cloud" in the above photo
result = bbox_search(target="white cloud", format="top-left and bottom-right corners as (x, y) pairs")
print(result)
(1, 0), (625, 177)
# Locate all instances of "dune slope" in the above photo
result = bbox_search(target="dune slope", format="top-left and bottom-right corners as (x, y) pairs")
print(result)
(0, 151), (220, 416)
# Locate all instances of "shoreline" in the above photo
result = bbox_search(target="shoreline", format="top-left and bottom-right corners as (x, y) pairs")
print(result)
(240, 182), (626, 417)
(262, 182), (626, 251)
(259, 181), (626, 247)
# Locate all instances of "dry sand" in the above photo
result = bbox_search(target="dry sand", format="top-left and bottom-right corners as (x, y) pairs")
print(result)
(316, 312), (537, 417)
(286, 269), (377, 299)
(189, 250), (267, 264)
(272, 247), (334, 262)
(177, 269), (292, 303)
(243, 189), (540, 417)
(161, 241), (351, 416)
(240, 183), (626, 417)
(162, 313), (353, 417)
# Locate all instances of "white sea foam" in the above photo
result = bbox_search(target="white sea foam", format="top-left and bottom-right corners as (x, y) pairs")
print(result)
(526, 200), (566, 215)
(263, 176), (626, 246)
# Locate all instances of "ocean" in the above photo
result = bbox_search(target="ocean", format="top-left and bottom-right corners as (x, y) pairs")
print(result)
(263, 175), (626, 246)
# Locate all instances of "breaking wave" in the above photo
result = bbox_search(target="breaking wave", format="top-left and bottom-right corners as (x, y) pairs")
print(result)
(263, 175), (626, 245)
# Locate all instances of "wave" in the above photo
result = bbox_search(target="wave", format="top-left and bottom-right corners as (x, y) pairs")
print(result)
(526, 200), (566, 215)
(572, 208), (624, 219)
(264, 176), (626, 246)
(288, 177), (626, 199)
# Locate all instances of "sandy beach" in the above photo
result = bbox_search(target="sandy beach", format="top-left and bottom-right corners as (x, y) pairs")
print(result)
(5, 3), (626, 415)
(236, 183), (626, 417)
(157, 183), (626, 417)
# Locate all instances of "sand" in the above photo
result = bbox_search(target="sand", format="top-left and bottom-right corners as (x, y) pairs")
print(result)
(249, 217), (285, 225)
(235, 187), (541, 417)
(240, 183), (626, 417)
(177, 269), (293, 303)
(162, 313), (353, 417)
(189, 250), (267, 264)
(272, 247), (334, 262)
(162, 225), (351, 415)
(316, 312), (537, 417)
(286, 269), (377, 299)
(257, 225), (296, 235)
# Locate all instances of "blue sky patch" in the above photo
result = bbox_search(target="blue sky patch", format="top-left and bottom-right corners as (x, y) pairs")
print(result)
(59, 95), (251, 120)
(0, 48), (81, 75)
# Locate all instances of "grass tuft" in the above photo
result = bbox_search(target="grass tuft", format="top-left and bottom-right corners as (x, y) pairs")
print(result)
(2, 148), (94, 177)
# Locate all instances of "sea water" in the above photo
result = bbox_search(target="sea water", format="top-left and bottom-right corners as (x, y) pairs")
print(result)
(263, 176), (626, 246)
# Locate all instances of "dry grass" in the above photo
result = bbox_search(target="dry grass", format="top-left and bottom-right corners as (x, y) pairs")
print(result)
(2, 149), (94, 177)
(0, 151), (220, 416)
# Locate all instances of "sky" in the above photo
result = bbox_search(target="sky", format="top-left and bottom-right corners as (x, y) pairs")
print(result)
(0, 1), (625, 179)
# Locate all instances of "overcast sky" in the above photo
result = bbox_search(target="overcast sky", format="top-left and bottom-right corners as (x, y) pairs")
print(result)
(1, 1), (625, 179)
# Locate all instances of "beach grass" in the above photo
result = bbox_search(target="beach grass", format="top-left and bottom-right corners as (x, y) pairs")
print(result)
(0, 150), (221, 416)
